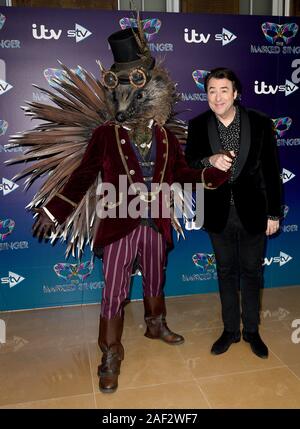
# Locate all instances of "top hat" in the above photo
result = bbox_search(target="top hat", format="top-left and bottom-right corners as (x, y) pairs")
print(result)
(108, 28), (155, 73)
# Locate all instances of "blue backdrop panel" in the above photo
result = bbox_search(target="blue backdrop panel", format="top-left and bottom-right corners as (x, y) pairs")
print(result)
(0, 7), (299, 311)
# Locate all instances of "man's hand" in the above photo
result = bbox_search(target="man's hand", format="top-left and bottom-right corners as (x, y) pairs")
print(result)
(266, 219), (280, 236)
(32, 208), (56, 240)
(209, 151), (235, 171)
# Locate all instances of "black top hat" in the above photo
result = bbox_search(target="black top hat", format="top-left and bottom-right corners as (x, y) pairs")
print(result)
(108, 28), (155, 72)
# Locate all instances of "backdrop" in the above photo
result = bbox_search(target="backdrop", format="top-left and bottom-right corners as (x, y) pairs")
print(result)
(0, 6), (299, 311)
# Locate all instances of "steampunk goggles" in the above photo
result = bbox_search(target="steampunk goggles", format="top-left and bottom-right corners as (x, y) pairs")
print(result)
(96, 61), (149, 89)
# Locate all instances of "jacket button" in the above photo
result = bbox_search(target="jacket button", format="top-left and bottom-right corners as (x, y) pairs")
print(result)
(163, 139), (167, 144)
(129, 169), (135, 175)
(120, 139), (126, 144)
(125, 155), (128, 160)
(208, 182), (212, 187)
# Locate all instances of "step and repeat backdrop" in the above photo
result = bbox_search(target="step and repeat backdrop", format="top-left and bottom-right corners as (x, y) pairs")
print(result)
(0, 6), (299, 311)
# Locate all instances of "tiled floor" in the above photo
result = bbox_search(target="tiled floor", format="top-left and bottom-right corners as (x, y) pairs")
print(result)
(0, 286), (300, 409)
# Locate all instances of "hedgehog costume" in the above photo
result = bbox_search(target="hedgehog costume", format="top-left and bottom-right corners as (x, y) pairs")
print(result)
(6, 20), (229, 393)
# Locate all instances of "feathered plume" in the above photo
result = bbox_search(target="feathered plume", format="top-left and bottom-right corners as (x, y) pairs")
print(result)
(5, 62), (112, 258)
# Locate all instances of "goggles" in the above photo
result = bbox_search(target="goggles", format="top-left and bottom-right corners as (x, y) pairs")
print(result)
(97, 60), (149, 89)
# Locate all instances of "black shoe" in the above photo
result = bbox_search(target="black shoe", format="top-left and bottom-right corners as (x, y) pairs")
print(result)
(211, 330), (241, 355)
(242, 330), (268, 359)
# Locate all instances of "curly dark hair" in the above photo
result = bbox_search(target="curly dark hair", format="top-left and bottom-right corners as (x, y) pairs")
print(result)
(204, 67), (242, 96)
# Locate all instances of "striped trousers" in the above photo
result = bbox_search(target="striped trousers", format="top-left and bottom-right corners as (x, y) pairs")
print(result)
(101, 225), (166, 319)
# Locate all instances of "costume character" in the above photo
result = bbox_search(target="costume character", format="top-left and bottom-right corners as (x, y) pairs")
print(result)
(6, 20), (229, 393)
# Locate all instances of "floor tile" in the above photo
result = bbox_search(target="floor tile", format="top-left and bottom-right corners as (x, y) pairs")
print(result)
(197, 367), (300, 408)
(89, 335), (193, 391)
(177, 328), (284, 378)
(0, 394), (95, 409)
(0, 343), (93, 406)
(95, 381), (209, 409)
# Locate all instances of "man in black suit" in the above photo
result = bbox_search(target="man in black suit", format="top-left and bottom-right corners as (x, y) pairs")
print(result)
(185, 67), (282, 359)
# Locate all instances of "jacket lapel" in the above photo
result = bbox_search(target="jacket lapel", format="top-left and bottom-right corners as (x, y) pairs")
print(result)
(232, 106), (251, 181)
(207, 113), (222, 154)
(152, 125), (168, 184)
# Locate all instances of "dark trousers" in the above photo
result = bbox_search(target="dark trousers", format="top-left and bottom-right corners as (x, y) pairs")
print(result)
(208, 206), (266, 333)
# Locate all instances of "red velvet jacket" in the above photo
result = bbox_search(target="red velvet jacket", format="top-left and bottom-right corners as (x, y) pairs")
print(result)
(46, 123), (226, 249)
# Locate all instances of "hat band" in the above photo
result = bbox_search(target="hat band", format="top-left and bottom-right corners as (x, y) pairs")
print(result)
(113, 56), (154, 71)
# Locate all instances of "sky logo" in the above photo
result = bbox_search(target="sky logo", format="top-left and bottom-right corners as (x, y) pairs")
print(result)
(0, 119), (8, 136)
(119, 17), (161, 41)
(192, 69), (210, 91)
(261, 22), (299, 45)
(0, 218), (15, 241)
(272, 117), (292, 137)
(0, 178), (19, 196)
(1, 271), (25, 288)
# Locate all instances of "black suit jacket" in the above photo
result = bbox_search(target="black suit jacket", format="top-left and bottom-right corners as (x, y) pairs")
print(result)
(185, 106), (282, 234)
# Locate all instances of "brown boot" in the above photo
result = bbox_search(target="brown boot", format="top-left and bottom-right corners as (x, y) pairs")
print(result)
(97, 315), (124, 393)
(144, 295), (184, 345)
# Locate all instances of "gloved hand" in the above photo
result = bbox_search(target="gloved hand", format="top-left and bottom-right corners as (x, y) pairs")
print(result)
(32, 208), (56, 240)
(202, 167), (230, 189)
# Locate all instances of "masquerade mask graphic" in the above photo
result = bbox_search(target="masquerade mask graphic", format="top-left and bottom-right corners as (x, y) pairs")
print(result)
(53, 260), (94, 283)
(192, 253), (216, 273)
(0, 119), (8, 136)
(272, 117), (292, 138)
(282, 205), (289, 219)
(261, 22), (299, 45)
(192, 70), (210, 92)
(44, 67), (86, 88)
(119, 17), (161, 41)
(0, 219), (15, 241)
(0, 13), (6, 30)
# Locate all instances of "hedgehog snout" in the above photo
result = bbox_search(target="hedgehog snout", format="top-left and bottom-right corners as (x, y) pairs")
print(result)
(115, 111), (126, 123)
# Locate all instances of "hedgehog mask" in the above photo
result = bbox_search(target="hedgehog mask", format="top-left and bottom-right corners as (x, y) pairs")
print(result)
(99, 27), (177, 146)
(6, 19), (187, 257)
